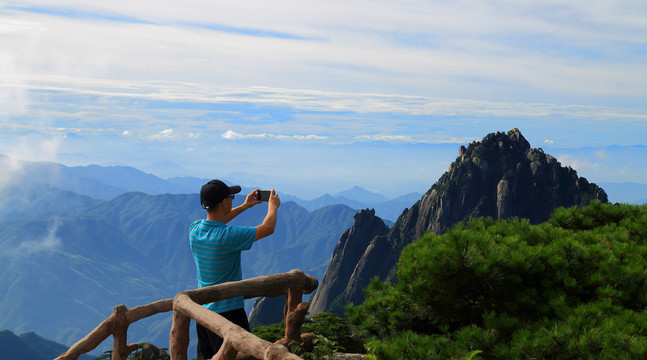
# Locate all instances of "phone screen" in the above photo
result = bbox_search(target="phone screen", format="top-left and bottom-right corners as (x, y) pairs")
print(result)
(258, 190), (271, 202)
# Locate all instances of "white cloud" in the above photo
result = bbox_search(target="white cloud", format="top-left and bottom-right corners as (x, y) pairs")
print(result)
(13, 76), (647, 122)
(221, 130), (266, 140)
(147, 128), (175, 141)
(11, 219), (63, 256)
(0, 52), (28, 117)
(2, 0), (646, 105)
(555, 154), (600, 173)
(3, 134), (62, 163)
(275, 134), (328, 141)
(0, 155), (25, 195)
(595, 150), (608, 161)
(221, 130), (327, 141)
(355, 134), (415, 143)
(0, 0), (646, 192)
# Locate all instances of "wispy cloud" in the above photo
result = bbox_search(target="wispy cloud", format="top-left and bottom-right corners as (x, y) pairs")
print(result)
(555, 153), (601, 174)
(0, 137), (62, 210)
(16, 219), (63, 255)
(0, 155), (25, 195)
(222, 130), (327, 141)
(147, 128), (175, 141)
(2, 1), (646, 105)
(5, 5), (150, 24)
(12, 76), (647, 121)
(355, 134), (416, 143)
(0, 0), (645, 195)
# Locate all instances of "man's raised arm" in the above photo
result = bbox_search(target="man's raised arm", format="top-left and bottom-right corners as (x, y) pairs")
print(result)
(255, 189), (280, 241)
(224, 189), (262, 223)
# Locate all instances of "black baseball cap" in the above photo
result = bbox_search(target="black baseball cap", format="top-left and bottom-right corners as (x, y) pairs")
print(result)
(200, 180), (241, 209)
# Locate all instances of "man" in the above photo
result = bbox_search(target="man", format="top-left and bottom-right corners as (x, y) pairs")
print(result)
(189, 179), (280, 360)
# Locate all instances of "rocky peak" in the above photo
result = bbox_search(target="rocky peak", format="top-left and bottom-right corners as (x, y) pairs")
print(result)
(389, 129), (607, 253)
(308, 209), (388, 316)
(312, 129), (609, 315)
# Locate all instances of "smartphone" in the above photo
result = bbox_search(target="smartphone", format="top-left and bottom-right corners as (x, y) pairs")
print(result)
(258, 190), (271, 202)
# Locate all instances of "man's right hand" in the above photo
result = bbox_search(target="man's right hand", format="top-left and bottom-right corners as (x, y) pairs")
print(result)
(268, 189), (281, 209)
(255, 189), (280, 241)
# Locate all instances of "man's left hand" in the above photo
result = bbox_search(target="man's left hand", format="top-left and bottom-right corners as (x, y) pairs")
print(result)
(244, 189), (263, 209)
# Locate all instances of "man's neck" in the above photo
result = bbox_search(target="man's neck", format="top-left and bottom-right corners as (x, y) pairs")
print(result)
(207, 210), (228, 223)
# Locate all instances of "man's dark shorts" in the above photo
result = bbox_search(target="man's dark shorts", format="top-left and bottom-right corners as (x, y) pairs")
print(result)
(196, 308), (250, 360)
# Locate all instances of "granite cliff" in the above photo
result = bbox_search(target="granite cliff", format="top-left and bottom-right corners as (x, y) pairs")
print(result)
(309, 128), (608, 316)
(308, 209), (389, 315)
(250, 209), (389, 325)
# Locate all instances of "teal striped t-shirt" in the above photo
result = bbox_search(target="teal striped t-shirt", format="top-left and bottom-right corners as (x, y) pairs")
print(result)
(189, 219), (256, 313)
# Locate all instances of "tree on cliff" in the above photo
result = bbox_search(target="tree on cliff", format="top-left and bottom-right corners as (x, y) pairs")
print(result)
(348, 201), (647, 359)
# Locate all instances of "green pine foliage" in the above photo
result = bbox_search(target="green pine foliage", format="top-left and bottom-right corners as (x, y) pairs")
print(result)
(253, 313), (366, 354)
(252, 321), (286, 343)
(348, 201), (647, 359)
(302, 313), (365, 353)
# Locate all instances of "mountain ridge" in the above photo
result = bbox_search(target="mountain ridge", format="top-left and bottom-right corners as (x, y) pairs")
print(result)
(2, 154), (641, 214)
(0, 187), (355, 352)
(0, 330), (95, 360)
(1, 154), (418, 220)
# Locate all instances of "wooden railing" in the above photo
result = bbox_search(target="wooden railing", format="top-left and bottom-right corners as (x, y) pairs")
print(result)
(55, 269), (318, 360)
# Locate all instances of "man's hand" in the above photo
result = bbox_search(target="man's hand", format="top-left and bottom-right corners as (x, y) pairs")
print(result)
(254, 189), (280, 241)
(244, 189), (263, 209)
(268, 189), (281, 210)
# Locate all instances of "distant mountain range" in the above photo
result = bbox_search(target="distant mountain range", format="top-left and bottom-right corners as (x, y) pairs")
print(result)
(0, 154), (418, 222)
(0, 184), (357, 354)
(2, 154), (642, 220)
(282, 187), (420, 223)
(0, 158), (368, 355)
(0, 330), (94, 360)
(598, 182), (647, 205)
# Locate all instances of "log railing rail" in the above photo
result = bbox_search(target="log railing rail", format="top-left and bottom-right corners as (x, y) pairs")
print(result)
(55, 269), (318, 360)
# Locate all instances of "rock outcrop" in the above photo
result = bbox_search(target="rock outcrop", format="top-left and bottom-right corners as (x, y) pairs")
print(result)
(248, 295), (287, 329)
(308, 209), (389, 316)
(310, 128), (608, 315)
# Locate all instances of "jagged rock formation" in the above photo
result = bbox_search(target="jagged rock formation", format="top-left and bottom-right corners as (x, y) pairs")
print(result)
(308, 209), (389, 316)
(248, 295), (286, 329)
(310, 129), (608, 315)
(251, 209), (389, 324)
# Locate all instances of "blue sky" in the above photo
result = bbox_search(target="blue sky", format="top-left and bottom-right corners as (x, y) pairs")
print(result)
(1, 0), (646, 198)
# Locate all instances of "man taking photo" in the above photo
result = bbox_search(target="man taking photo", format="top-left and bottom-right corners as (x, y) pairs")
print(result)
(189, 179), (280, 360)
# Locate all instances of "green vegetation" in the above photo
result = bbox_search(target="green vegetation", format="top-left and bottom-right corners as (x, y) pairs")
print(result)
(292, 335), (344, 360)
(347, 201), (647, 359)
(253, 312), (365, 357)
(95, 344), (169, 360)
(252, 321), (286, 343)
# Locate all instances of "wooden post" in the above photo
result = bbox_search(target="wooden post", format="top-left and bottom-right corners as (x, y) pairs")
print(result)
(170, 296), (191, 360)
(111, 305), (128, 360)
(275, 283), (310, 349)
(109, 305), (140, 360)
